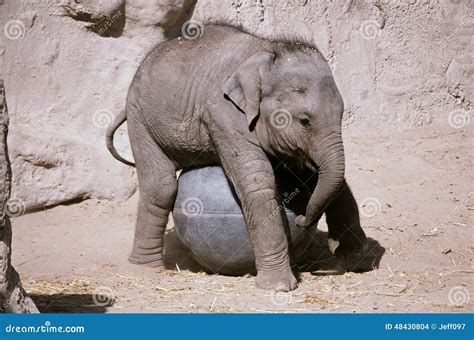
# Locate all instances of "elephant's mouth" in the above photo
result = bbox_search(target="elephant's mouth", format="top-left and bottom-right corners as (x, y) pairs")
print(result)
(281, 158), (311, 174)
(304, 158), (318, 173)
(276, 149), (317, 173)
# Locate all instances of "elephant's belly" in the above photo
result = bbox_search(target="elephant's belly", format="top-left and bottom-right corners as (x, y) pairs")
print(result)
(170, 148), (220, 169)
(159, 130), (219, 169)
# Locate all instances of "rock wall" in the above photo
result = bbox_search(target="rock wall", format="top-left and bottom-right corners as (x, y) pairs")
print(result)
(0, 0), (472, 209)
(0, 0), (195, 209)
(192, 0), (472, 135)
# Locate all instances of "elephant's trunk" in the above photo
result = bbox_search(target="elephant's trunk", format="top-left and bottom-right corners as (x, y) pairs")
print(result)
(296, 132), (345, 228)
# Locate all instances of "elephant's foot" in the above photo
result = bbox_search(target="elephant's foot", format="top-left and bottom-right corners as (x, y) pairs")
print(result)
(256, 267), (297, 291)
(328, 228), (368, 261)
(128, 250), (164, 268)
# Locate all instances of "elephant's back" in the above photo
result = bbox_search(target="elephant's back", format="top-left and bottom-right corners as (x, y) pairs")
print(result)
(125, 25), (268, 166)
(127, 24), (267, 124)
(130, 25), (265, 95)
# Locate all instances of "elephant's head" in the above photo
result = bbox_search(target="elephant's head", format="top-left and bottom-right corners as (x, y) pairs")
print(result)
(223, 46), (345, 227)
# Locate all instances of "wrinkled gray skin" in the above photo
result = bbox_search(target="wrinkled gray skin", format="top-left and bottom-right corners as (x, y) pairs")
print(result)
(107, 24), (367, 291)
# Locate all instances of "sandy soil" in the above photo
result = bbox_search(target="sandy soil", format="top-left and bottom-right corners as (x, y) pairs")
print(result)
(11, 124), (473, 313)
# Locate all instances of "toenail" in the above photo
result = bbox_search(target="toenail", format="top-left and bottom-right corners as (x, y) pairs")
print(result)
(328, 238), (340, 254)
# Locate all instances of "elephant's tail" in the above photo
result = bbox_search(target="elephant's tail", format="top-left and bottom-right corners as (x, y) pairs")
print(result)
(106, 109), (136, 167)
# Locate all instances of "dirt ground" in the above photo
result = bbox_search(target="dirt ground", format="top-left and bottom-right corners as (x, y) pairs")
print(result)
(12, 123), (473, 313)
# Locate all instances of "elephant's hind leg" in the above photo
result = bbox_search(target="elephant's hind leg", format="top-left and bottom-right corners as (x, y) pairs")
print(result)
(128, 121), (177, 267)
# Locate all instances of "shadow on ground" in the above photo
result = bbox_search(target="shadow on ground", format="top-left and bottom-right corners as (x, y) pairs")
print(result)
(295, 230), (386, 275)
(163, 228), (386, 276)
(31, 294), (111, 313)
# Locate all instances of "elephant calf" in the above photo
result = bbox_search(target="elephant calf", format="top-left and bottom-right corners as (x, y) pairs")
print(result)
(107, 24), (367, 291)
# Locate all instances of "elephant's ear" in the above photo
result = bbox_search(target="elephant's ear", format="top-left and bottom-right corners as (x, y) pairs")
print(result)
(222, 52), (275, 131)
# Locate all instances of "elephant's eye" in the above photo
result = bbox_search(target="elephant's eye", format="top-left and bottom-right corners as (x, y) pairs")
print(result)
(296, 114), (311, 128)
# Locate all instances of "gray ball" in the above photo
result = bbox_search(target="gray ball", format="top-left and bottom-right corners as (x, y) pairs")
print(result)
(173, 165), (310, 276)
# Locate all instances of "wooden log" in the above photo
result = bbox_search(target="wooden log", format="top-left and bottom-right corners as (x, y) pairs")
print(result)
(0, 80), (38, 313)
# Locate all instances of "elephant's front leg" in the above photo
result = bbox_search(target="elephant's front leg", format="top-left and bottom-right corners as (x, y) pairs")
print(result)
(325, 180), (368, 260)
(216, 143), (297, 291)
